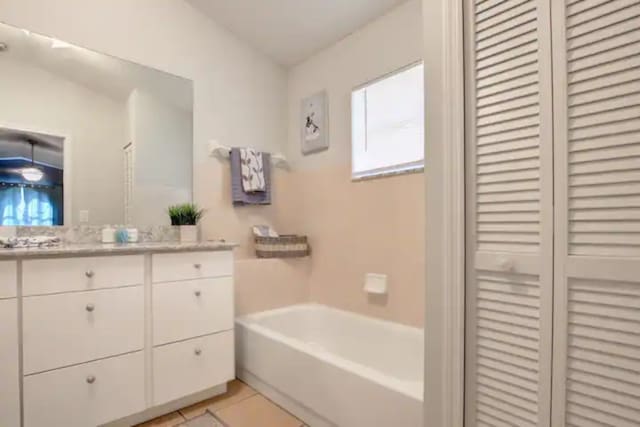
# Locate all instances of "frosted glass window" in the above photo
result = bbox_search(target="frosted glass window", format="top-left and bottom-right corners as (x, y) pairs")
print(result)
(351, 62), (424, 179)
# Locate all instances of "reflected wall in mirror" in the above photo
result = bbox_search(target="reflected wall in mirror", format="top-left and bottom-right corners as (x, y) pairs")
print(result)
(0, 22), (193, 227)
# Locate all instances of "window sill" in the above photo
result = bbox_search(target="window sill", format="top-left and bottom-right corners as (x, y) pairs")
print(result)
(351, 165), (424, 182)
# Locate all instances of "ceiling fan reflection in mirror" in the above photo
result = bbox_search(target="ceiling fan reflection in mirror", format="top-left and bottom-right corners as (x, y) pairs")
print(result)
(19, 140), (44, 182)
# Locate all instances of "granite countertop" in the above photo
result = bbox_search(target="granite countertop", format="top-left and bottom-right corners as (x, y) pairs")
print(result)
(0, 240), (237, 259)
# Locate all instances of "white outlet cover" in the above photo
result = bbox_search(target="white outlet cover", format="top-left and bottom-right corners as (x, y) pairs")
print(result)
(364, 273), (388, 295)
(79, 210), (89, 223)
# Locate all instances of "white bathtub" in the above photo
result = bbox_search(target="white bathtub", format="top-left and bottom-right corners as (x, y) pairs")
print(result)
(235, 304), (424, 427)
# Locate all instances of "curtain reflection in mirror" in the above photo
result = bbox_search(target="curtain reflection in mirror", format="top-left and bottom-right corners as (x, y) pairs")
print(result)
(0, 184), (62, 226)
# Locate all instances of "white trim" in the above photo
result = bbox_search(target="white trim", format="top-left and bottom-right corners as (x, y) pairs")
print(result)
(462, 1), (477, 423)
(550, 2), (569, 424)
(351, 161), (423, 181)
(63, 135), (72, 226)
(351, 59), (425, 92)
(422, 0), (465, 426)
(0, 121), (73, 226)
(535, 1), (556, 424)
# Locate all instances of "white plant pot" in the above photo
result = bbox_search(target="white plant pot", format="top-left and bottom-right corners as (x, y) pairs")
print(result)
(179, 225), (198, 243)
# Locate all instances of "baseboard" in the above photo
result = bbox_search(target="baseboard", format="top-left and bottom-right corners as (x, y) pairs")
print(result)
(237, 369), (336, 427)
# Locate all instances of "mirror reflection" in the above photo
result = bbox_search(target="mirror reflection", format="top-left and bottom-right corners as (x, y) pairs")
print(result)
(0, 22), (193, 227)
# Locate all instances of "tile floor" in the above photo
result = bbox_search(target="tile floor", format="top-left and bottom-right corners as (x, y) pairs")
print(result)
(136, 380), (306, 427)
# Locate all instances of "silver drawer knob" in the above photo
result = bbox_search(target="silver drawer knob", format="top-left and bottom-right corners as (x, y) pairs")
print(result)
(194, 290), (201, 297)
(86, 303), (95, 312)
(86, 375), (96, 384)
(193, 263), (202, 269)
(194, 348), (202, 356)
(85, 270), (95, 278)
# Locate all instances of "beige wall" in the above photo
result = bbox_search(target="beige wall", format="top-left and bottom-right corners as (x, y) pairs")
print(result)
(234, 257), (310, 316)
(285, 0), (425, 327)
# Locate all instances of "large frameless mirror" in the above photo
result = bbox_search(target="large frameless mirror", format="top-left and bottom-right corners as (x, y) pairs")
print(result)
(0, 22), (193, 227)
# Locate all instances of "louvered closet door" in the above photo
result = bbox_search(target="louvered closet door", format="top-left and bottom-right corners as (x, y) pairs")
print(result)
(464, 0), (554, 426)
(552, 1), (640, 426)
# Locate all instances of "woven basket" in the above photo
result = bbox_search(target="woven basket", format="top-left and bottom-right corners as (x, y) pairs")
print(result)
(255, 235), (310, 258)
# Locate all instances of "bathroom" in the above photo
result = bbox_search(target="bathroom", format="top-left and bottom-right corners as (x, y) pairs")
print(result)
(0, 0), (638, 426)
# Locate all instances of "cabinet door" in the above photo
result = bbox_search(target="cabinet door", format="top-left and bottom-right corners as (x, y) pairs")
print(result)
(464, 0), (554, 426)
(23, 352), (145, 427)
(23, 255), (144, 296)
(0, 261), (17, 299)
(153, 331), (234, 406)
(0, 299), (20, 427)
(552, 1), (640, 425)
(153, 277), (233, 345)
(152, 251), (233, 283)
(23, 286), (144, 374)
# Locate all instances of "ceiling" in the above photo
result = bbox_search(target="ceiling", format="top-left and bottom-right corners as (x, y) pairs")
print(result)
(0, 22), (193, 111)
(187, 0), (409, 66)
(0, 128), (64, 151)
(0, 128), (65, 169)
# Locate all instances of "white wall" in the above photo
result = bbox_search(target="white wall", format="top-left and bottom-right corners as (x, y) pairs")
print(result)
(127, 89), (192, 226)
(286, 0), (423, 170)
(0, 56), (126, 225)
(0, 0), (288, 253)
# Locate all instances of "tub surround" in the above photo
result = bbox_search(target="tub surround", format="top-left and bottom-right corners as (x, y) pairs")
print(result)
(282, 0), (425, 328)
(0, 245), (236, 427)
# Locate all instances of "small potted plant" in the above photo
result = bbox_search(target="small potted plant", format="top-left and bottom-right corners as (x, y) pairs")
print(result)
(168, 203), (205, 243)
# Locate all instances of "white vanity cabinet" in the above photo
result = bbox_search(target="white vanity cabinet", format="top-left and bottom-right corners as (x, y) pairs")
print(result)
(0, 246), (235, 427)
(152, 277), (234, 346)
(22, 285), (145, 374)
(22, 254), (144, 296)
(23, 351), (146, 427)
(152, 251), (233, 282)
(0, 270), (20, 427)
(151, 251), (235, 405)
(0, 260), (17, 298)
(20, 255), (146, 427)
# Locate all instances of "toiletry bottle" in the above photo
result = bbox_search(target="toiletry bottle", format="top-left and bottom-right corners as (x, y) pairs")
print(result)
(102, 225), (115, 243)
(127, 228), (139, 243)
(115, 228), (129, 244)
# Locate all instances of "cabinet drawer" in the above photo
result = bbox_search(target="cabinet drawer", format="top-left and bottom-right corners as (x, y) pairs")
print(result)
(23, 255), (144, 296)
(153, 331), (234, 405)
(0, 299), (19, 427)
(23, 286), (144, 374)
(152, 251), (232, 283)
(0, 261), (17, 299)
(23, 351), (145, 427)
(153, 277), (233, 345)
